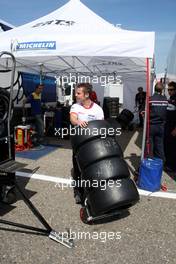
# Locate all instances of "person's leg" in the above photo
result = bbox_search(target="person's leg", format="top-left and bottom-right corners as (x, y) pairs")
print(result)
(164, 125), (176, 171)
(148, 124), (155, 158)
(35, 115), (44, 144)
(168, 138), (176, 171)
(164, 126), (171, 166)
(139, 111), (143, 127)
(72, 154), (81, 182)
(153, 124), (165, 161)
(138, 105), (143, 127)
(165, 135), (176, 171)
(72, 153), (84, 204)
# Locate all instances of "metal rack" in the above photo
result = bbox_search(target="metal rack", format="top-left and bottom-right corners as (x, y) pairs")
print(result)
(0, 51), (73, 248)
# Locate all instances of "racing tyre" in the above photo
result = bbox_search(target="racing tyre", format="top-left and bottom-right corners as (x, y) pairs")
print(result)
(76, 137), (123, 170)
(82, 156), (130, 182)
(87, 178), (139, 215)
(0, 88), (10, 125)
(117, 109), (134, 126)
(71, 120), (113, 151)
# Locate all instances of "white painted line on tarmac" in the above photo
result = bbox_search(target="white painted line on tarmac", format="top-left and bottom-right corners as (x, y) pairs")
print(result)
(138, 188), (176, 199)
(16, 171), (72, 185)
(16, 171), (176, 200)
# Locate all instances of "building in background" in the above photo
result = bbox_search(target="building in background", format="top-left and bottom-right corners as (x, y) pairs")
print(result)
(167, 34), (176, 82)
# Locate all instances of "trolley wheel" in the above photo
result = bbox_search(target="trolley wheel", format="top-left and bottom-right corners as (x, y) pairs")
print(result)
(80, 207), (93, 225)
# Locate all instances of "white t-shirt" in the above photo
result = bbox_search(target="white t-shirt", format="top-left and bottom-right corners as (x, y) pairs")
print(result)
(70, 102), (104, 122)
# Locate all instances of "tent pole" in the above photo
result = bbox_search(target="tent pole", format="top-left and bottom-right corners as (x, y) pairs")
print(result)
(141, 58), (150, 160)
(39, 64), (44, 85)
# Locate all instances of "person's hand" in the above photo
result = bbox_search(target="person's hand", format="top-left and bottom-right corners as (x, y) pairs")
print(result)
(77, 120), (88, 127)
(171, 127), (176, 137)
(22, 117), (26, 124)
(141, 110), (145, 117)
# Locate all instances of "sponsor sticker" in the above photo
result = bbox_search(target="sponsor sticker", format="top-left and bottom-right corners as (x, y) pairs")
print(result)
(11, 41), (56, 51)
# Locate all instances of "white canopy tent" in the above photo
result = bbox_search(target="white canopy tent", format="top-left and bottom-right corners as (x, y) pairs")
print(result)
(0, 19), (14, 32)
(0, 0), (155, 111)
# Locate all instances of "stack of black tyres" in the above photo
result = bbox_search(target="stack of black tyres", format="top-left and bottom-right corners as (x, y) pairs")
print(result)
(0, 88), (10, 137)
(116, 109), (134, 129)
(0, 88), (15, 200)
(71, 120), (139, 216)
(103, 97), (119, 119)
(0, 88), (14, 152)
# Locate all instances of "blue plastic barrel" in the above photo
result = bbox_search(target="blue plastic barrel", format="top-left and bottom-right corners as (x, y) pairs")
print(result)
(138, 158), (163, 192)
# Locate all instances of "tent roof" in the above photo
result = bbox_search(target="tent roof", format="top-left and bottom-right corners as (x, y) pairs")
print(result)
(0, 19), (14, 32)
(0, 0), (155, 76)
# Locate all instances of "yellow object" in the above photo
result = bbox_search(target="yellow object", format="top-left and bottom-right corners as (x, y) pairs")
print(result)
(16, 128), (23, 145)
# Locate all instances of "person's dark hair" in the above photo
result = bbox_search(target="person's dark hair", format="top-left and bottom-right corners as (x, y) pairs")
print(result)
(35, 84), (44, 90)
(138, 86), (143, 92)
(154, 82), (164, 93)
(76, 83), (92, 96)
(168, 81), (176, 90)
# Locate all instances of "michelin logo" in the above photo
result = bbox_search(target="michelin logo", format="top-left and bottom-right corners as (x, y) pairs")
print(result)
(11, 41), (56, 51)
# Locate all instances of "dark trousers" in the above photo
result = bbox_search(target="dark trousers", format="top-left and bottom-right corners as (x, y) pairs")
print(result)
(164, 125), (176, 171)
(139, 112), (143, 127)
(72, 153), (84, 196)
(149, 123), (165, 161)
(138, 106), (144, 127)
(34, 114), (44, 144)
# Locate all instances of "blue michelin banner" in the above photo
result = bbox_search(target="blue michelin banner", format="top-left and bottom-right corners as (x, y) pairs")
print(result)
(16, 41), (56, 51)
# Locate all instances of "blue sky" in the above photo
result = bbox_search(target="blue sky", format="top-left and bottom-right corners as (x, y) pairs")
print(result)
(0, 0), (175, 74)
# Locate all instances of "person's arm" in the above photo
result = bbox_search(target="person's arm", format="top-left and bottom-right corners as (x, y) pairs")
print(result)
(171, 127), (176, 137)
(23, 94), (31, 107)
(70, 113), (88, 127)
(170, 96), (176, 136)
(135, 94), (138, 107)
(70, 103), (88, 127)
(95, 107), (104, 120)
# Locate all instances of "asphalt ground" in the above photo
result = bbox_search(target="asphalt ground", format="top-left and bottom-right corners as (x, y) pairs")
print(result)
(0, 129), (176, 264)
